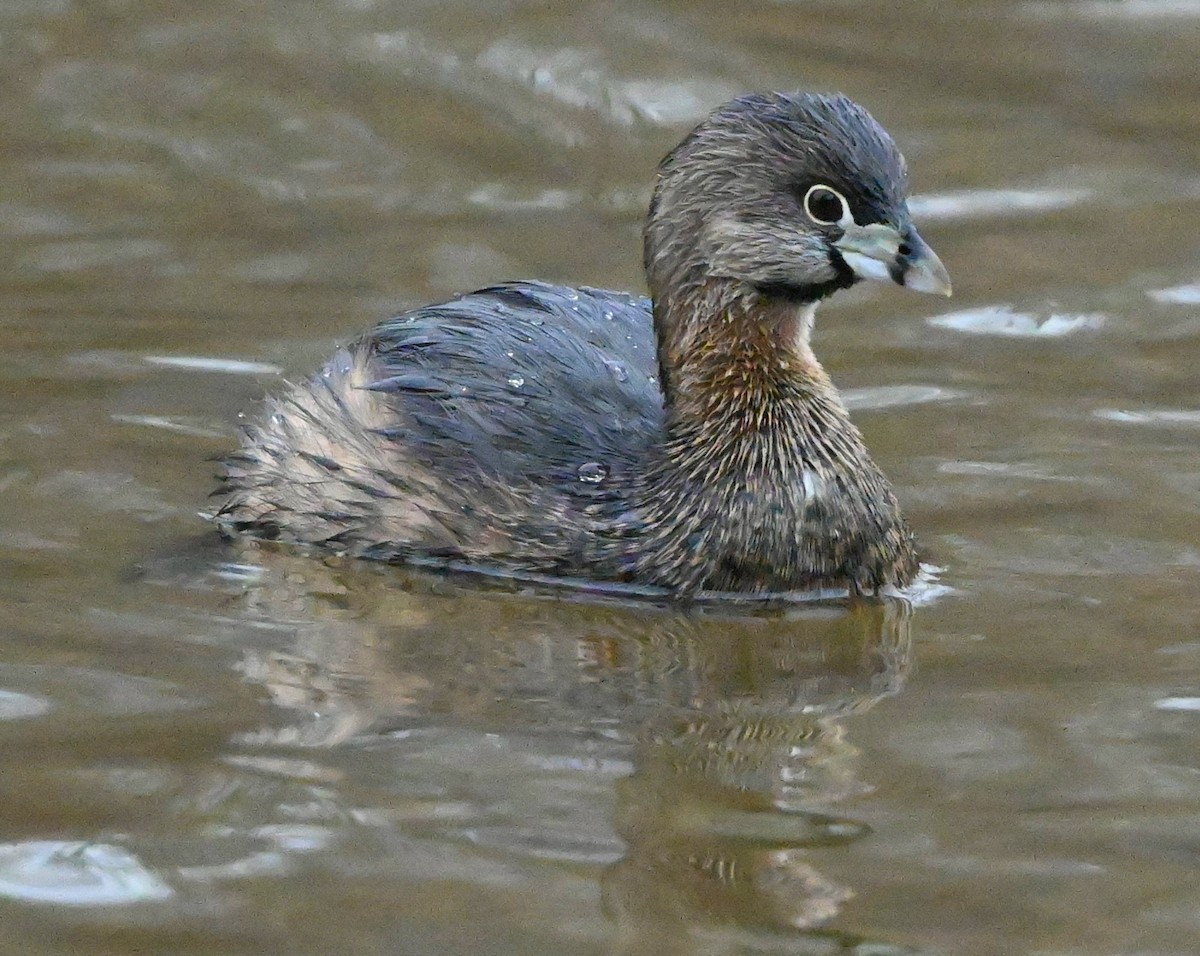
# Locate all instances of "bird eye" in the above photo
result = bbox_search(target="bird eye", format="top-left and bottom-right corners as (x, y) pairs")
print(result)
(803, 184), (850, 226)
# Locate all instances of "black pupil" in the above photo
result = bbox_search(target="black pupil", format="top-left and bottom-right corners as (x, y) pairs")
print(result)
(808, 189), (843, 223)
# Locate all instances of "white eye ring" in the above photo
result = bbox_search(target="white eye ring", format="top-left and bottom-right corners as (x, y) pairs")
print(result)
(803, 184), (851, 226)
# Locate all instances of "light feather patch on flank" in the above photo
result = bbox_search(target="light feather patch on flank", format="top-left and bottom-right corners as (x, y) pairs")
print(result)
(220, 345), (456, 546)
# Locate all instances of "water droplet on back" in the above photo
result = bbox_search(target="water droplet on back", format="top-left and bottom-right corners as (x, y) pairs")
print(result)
(603, 360), (628, 383)
(577, 462), (608, 483)
(507, 375), (525, 389)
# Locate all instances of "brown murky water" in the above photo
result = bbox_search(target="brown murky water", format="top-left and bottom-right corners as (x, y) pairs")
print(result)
(2, 1), (1199, 953)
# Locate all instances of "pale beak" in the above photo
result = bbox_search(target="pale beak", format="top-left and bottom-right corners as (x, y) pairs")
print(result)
(834, 222), (952, 297)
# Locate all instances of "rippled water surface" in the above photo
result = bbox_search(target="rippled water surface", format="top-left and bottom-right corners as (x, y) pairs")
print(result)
(2, 1), (1200, 954)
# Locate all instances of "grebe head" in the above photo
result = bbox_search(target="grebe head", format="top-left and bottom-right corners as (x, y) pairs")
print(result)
(644, 91), (951, 310)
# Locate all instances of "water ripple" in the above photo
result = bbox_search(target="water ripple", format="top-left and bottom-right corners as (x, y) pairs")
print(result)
(1148, 282), (1200, 305)
(0, 689), (51, 720)
(937, 460), (1078, 482)
(0, 201), (85, 237)
(23, 238), (170, 272)
(1027, 0), (1200, 19)
(843, 384), (967, 411)
(0, 842), (172, 906)
(0, 663), (200, 717)
(475, 40), (732, 126)
(910, 186), (1093, 221)
(928, 305), (1106, 338)
(1155, 697), (1200, 712)
(1094, 407), (1200, 427)
(111, 414), (229, 439)
(143, 355), (283, 375)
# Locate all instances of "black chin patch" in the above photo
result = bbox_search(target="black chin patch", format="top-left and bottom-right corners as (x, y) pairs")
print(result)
(752, 266), (857, 305)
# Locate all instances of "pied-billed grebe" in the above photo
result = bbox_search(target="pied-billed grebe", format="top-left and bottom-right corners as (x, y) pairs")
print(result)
(215, 92), (951, 597)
